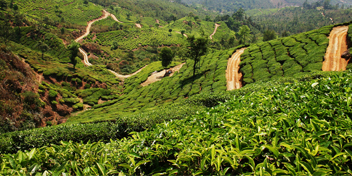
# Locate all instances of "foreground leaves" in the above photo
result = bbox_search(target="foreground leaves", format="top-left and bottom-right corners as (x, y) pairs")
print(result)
(1, 71), (352, 175)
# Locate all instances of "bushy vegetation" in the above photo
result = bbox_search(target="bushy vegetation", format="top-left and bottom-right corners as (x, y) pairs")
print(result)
(6, 0), (103, 26)
(239, 24), (336, 85)
(249, 6), (352, 35)
(90, 28), (186, 50)
(69, 48), (235, 123)
(1, 69), (352, 174)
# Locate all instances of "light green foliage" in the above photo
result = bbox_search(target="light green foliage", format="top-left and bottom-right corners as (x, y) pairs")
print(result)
(2, 70), (352, 174)
(11, 0), (103, 26)
(91, 28), (186, 50)
(69, 47), (236, 123)
(239, 23), (336, 85)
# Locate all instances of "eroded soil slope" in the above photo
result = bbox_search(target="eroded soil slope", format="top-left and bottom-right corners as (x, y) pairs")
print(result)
(322, 26), (349, 71)
(226, 48), (246, 90)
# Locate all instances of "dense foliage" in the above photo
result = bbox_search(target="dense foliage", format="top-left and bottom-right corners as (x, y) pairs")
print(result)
(239, 23), (336, 85)
(249, 7), (352, 35)
(1, 69), (352, 174)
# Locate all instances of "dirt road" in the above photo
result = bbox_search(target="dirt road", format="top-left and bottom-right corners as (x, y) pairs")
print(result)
(74, 10), (147, 80)
(108, 65), (147, 79)
(226, 48), (246, 90)
(209, 23), (220, 40)
(322, 26), (349, 71)
(141, 63), (185, 86)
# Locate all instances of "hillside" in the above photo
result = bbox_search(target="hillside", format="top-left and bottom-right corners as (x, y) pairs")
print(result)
(1, 0), (352, 174)
(183, 0), (352, 13)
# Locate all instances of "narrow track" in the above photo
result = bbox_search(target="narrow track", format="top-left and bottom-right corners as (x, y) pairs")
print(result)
(75, 10), (146, 80)
(322, 26), (349, 71)
(226, 48), (246, 90)
(209, 23), (220, 40)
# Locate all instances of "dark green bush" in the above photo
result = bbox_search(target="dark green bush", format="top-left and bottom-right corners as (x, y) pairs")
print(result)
(48, 90), (58, 98)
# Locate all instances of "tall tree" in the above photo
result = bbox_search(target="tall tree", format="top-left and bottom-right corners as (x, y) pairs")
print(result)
(35, 40), (49, 60)
(186, 35), (208, 77)
(159, 47), (174, 73)
(263, 30), (277, 41)
(238, 25), (251, 44)
(68, 41), (80, 70)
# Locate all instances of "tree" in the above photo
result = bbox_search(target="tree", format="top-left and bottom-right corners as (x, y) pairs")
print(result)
(12, 3), (18, 11)
(181, 30), (185, 38)
(186, 35), (208, 77)
(170, 14), (176, 23)
(233, 8), (245, 21)
(35, 40), (50, 59)
(68, 41), (80, 69)
(169, 29), (172, 35)
(83, 0), (88, 5)
(238, 25), (251, 44)
(263, 30), (277, 41)
(159, 47), (173, 72)
(111, 41), (119, 50)
(205, 15), (211, 21)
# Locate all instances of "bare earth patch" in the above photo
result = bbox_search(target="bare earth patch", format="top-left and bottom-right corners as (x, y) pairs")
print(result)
(141, 63), (185, 87)
(226, 48), (246, 91)
(322, 26), (349, 71)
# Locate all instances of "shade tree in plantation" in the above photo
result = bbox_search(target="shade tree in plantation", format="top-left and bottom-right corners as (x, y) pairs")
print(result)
(35, 40), (50, 59)
(68, 41), (80, 69)
(263, 29), (277, 41)
(186, 35), (208, 77)
(159, 47), (174, 73)
(238, 25), (251, 44)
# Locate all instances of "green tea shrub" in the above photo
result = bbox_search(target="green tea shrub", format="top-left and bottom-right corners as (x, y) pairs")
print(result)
(48, 90), (58, 98)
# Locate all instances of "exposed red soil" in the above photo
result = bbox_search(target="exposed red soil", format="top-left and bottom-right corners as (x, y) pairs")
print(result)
(226, 48), (246, 90)
(322, 26), (349, 71)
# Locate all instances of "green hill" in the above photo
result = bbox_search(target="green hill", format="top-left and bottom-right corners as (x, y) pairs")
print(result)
(1, 0), (352, 174)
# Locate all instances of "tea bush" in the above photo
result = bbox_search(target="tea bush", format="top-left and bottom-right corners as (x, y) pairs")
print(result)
(1, 69), (351, 175)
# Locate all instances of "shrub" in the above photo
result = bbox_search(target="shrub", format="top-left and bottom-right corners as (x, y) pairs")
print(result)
(48, 90), (58, 98)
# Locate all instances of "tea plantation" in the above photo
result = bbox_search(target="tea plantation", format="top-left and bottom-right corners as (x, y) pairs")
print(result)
(1, 69), (352, 175)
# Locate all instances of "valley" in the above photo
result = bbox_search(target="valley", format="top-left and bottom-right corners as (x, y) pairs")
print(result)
(0, 0), (352, 174)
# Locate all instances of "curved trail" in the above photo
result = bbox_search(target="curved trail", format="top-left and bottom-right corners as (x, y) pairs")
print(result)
(176, 31), (188, 38)
(226, 48), (246, 90)
(322, 26), (349, 71)
(141, 63), (185, 87)
(209, 23), (220, 40)
(75, 10), (145, 80)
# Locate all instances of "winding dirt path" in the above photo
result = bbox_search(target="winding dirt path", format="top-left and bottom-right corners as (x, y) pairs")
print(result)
(141, 63), (185, 87)
(209, 23), (220, 40)
(74, 10), (146, 80)
(108, 65), (147, 79)
(176, 31), (188, 38)
(322, 26), (349, 71)
(226, 48), (246, 90)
